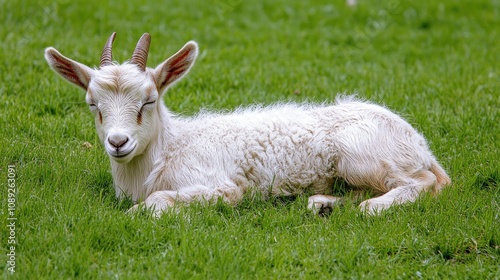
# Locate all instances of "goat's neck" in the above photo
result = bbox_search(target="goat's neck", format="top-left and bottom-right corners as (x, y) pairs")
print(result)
(110, 104), (174, 202)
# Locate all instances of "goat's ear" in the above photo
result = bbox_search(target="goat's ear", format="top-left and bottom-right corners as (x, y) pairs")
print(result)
(154, 41), (198, 94)
(44, 47), (94, 90)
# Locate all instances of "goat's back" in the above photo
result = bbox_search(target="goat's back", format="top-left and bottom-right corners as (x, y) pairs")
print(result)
(155, 98), (434, 196)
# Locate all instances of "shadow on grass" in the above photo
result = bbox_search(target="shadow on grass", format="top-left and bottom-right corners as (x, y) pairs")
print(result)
(473, 169), (499, 191)
(86, 169), (135, 211)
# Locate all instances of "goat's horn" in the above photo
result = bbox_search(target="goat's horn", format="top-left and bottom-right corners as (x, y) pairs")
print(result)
(131, 33), (151, 71)
(100, 32), (116, 67)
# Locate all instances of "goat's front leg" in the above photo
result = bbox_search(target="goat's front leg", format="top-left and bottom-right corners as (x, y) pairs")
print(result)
(128, 184), (244, 218)
(307, 195), (343, 215)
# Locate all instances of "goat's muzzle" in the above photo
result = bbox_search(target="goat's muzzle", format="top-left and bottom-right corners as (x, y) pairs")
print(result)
(105, 132), (137, 162)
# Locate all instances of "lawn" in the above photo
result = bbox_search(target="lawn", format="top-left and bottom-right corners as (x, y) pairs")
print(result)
(1, 0), (499, 278)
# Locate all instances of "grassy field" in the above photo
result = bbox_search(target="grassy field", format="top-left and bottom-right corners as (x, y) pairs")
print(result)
(1, 0), (499, 278)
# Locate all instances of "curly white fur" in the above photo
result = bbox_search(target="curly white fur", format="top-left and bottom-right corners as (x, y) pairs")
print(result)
(45, 33), (451, 217)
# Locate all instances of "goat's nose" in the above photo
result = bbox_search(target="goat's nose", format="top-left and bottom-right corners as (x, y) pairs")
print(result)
(108, 134), (129, 149)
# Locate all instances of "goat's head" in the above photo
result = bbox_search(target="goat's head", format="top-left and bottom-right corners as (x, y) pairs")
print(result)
(45, 33), (198, 163)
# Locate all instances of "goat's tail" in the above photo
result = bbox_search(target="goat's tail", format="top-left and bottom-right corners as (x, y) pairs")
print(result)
(430, 161), (451, 194)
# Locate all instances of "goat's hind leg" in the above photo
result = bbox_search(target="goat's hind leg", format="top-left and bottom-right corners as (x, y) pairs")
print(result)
(359, 170), (438, 215)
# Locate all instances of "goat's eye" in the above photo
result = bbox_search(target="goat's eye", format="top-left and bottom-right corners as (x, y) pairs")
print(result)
(141, 100), (156, 109)
(89, 104), (100, 113)
(137, 100), (155, 125)
(89, 103), (102, 123)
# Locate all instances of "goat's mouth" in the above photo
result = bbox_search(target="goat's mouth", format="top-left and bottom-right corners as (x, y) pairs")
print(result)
(107, 143), (137, 162)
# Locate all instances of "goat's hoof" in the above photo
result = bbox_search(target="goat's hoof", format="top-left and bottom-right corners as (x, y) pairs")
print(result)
(126, 204), (140, 215)
(307, 195), (342, 216)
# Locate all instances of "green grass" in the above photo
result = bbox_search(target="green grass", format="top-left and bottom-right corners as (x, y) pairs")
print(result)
(1, 0), (499, 278)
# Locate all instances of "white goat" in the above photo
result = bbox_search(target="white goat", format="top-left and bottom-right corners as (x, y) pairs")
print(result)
(45, 33), (451, 217)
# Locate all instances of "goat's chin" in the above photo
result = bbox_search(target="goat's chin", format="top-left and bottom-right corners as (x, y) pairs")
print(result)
(109, 154), (134, 164)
